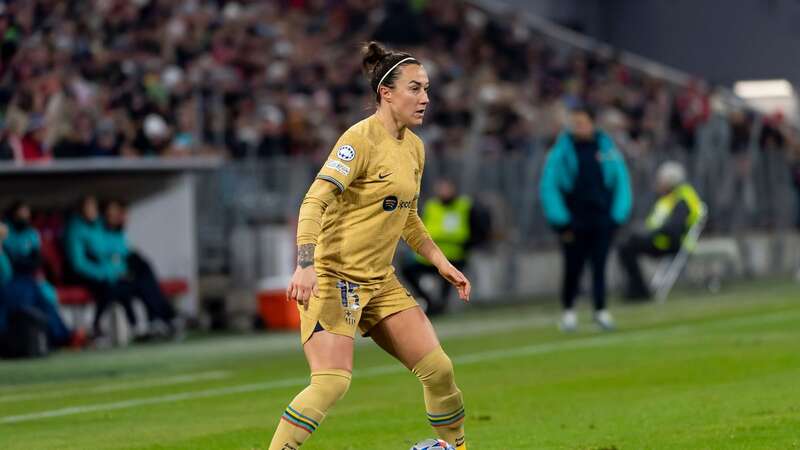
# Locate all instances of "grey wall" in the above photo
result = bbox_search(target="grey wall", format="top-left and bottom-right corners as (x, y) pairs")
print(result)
(597, 0), (800, 86)
(499, 0), (604, 35)
(498, 0), (800, 87)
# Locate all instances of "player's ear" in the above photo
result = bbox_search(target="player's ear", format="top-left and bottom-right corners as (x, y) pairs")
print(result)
(379, 85), (392, 103)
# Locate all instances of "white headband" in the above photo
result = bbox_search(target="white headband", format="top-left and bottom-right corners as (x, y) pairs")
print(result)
(376, 57), (417, 94)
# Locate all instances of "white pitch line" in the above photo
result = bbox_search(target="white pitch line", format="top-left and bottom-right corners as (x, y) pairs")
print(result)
(0, 377), (310, 424)
(0, 371), (231, 404)
(3, 308), (797, 425)
(0, 315), (551, 398)
(0, 335), (640, 425)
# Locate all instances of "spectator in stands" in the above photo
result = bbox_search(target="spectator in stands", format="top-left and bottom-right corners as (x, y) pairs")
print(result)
(65, 195), (136, 336)
(5, 109), (50, 163)
(617, 162), (704, 300)
(165, 102), (208, 157)
(52, 113), (95, 158)
(540, 106), (632, 331)
(402, 178), (491, 316)
(0, 0), (700, 163)
(102, 199), (179, 337)
(1, 201), (84, 350)
(671, 79), (710, 150)
(133, 114), (172, 156)
(759, 112), (786, 151)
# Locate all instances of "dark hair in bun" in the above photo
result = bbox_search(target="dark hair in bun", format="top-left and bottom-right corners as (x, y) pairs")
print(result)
(362, 41), (419, 102)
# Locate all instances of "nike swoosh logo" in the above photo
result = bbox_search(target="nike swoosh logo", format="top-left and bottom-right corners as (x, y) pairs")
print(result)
(378, 172), (392, 179)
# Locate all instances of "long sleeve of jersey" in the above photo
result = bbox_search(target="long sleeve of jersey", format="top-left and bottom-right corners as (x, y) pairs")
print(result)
(402, 144), (431, 255)
(296, 178), (340, 246)
(402, 195), (432, 255)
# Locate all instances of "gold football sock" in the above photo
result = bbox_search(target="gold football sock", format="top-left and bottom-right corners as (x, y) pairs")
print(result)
(412, 347), (466, 449)
(268, 369), (351, 450)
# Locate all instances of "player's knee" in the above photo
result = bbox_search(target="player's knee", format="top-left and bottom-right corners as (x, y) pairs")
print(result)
(413, 347), (456, 389)
(310, 370), (352, 405)
(427, 355), (455, 388)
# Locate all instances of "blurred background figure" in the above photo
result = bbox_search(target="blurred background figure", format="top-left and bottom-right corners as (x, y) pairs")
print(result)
(65, 195), (136, 337)
(102, 199), (180, 338)
(0, 223), (10, 284)
(617, 162), (704, 300)
(790, 141), (800, 231)
(0, 222), (29, 357)
(540, 107), (632, 331)
(791, 143), (800, 281)
(402, 178), (490, 316)
(0, 201), (84, 356)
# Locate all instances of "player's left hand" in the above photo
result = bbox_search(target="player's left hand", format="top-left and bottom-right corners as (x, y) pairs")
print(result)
(438, 263), (471, 302)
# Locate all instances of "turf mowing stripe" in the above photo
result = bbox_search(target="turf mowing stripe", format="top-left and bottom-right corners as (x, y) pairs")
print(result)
(0, 315), (554, 395)
(0, 294), (786, 394)
(0, 371), (230, 404)
(0, 377), (309, 424)
(3, 308), (797, 425)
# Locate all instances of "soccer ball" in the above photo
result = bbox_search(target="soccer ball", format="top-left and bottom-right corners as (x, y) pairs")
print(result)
(410, 438), (455, 450)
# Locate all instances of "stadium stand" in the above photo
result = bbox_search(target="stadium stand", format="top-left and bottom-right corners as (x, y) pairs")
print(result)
(1, 0), (790, 163)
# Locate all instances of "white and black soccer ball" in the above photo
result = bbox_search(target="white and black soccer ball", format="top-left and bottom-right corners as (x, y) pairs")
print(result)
(410, 438), (455, 450)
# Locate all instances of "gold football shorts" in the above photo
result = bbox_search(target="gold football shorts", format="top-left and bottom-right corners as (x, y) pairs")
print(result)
(299, 274), (419, 343)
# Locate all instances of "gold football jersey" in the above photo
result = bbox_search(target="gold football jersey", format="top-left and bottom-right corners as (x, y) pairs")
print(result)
(314, 115), (425, 285)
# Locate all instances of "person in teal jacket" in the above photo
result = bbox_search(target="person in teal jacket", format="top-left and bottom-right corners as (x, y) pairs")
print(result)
(0, 224), (10, 285)
(0, 223), (12, 335)
(102, 199), (178, 335)
(539, 107), (632, 332)
(65, 195), (136, 336)
(0, 201), (82, 350)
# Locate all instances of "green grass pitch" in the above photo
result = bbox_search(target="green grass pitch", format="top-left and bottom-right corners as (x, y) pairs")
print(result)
(1, 279), (799, 449)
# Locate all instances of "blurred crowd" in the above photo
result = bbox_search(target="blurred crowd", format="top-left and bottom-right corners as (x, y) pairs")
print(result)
(0, 0), (797, 167)
(0, 0), (798, 232)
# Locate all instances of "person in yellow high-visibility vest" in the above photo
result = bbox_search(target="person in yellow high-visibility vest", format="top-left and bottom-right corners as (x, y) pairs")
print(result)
(402, 178), (489, 315)
(618, 161), (703, 300)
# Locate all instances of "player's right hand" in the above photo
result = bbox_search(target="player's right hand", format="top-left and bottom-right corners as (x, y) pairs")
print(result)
(287, 265), (318, 310)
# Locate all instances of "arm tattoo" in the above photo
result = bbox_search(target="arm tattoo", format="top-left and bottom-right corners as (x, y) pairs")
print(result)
(298, 244), (315, 268)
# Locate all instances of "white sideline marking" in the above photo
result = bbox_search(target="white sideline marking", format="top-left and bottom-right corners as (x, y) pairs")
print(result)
(0, 377), (309, 425)
(0, 314), (554, 398)
(0, 371), (230, 404)
(3, 309), (797, 425)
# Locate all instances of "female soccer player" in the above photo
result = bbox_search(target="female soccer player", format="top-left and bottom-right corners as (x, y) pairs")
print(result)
(268, 41), (471, 450)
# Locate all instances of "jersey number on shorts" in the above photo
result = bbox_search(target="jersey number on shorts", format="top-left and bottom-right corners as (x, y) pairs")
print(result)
(336, 280), (361, 311)
(337, 280), (360, 326)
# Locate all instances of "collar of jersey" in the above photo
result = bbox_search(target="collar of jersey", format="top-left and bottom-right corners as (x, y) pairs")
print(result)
(371, 114), (408, 144)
